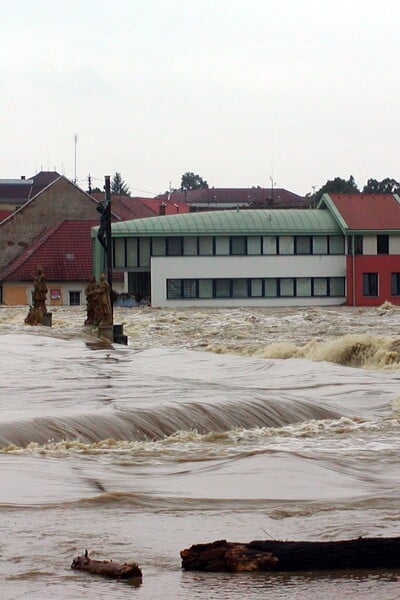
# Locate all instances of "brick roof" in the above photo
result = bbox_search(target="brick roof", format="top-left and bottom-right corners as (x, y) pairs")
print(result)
(0, 220), (97, 281)
(326, 194), (400, 231)
(139, 198), (190, 215)
(156, 187), (308, 208)
(90, 193), (157, 220)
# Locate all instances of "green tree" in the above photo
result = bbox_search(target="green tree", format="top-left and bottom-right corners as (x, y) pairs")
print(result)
(312, 176), (359, 204)
(180, 172), (209, 191)
(111, 172), (130, 196)
(362, 178), (400, 194)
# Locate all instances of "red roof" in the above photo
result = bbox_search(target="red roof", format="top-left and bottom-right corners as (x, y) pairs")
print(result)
(139, 198), (190, 215)
(327, 194), (400, 230)
(0, 220), (97, 281)
(90, 193), (157, 220)
(0, 209), (12, 222)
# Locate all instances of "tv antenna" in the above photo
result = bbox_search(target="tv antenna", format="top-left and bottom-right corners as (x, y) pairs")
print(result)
(73, 134), (78, 183)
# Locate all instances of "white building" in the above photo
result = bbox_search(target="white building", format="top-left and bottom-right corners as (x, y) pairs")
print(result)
(93, 209), (346, 308)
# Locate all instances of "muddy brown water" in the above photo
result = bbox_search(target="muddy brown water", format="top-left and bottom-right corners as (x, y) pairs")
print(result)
(1, 305), (400, 599)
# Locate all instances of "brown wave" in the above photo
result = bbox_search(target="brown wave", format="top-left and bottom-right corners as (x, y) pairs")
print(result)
(0, 396), (339, 449)
(207, 334), (400, 369)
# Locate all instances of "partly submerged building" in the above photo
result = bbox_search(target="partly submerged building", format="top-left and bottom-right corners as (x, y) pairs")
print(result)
(92, 193), (400, 308)
(93, 208), (346, 307)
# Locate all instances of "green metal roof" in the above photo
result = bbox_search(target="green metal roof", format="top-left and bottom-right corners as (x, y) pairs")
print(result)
(106, 209), (341, 237)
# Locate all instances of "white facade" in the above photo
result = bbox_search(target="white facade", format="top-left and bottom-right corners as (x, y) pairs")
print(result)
(151, 255), (346, 307)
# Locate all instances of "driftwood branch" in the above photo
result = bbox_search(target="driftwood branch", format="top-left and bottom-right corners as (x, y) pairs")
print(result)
(181, 537), (400, 572)
(71, 550), (142, 580)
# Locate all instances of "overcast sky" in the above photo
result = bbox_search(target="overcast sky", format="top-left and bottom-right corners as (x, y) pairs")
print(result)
(1, 0), (399, 196)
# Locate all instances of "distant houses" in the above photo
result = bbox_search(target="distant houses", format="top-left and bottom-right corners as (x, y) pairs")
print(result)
(2, 172), (400, 309)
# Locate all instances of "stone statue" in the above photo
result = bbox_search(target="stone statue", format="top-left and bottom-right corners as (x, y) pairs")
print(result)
(25, 267), (48, 326)
(84, 276), (97, 325)
(93, 273), (113, 326)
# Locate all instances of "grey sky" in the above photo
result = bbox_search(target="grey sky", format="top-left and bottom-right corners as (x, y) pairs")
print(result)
(1, 0), (398, 195)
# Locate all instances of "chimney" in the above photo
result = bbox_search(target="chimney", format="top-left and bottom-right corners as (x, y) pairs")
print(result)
(21, 175), (25, 180)
(159, 203), (166, 216)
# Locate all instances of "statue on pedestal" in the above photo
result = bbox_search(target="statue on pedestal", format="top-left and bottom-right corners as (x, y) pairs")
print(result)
(84, 274), (113, 327)
(93, 273), (113, 326)
(84, 276), (97, 325)
(25, 268), (49, 326)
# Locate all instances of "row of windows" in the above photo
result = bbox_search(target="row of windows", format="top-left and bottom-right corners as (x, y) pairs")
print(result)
(348, 234), (389, 255)
(113, 235), (345, 268)
(166, 277), (346, 300)
(363, 272), (400, 296)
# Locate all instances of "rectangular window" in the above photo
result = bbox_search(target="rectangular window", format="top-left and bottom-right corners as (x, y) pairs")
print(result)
(295, 236), (312, 255)
(391, 273), (400, 296)
(247, 236), (261, 255)
(152, 237), (166, 256)
(329, 236), (345, 254)
(69, 291), (81, 306)
(263, 236), (277, 255)
(297, 277), (312, 296)
(329, 277), (345, 296)
(355, 235), (363, 255)
(215, 236), (230, 255)
(363, 273), (378, 296)
(139, 237), (151, 267)
(167, 279), (182, 299)
(251, 279), (263, 297)
(231, 236), (246, 255)
(215, 279), (231, 297)
(198, 236), (214, 255)
(114, 238), (125, 267)
(126, 238), (138, 267)
(313, 236), (328, 254)
(167, 237), (182, 256)
(183, 279), (197, 298)
(313, 278), (328, 296)
(279, 236), (294, 255)
(232, 279), (248, 298)
(198, 279), (213, 298)
(377, 235), (389, 254)
(264, 278), (278, 297)
(183, 236), (198, 256)
(280, 278), (295, 296)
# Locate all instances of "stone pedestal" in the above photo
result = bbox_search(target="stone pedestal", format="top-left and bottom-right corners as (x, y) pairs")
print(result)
(40, 312), (52, 327)
(98, 325), (113, 342)
(113, 323), (128, 345)
(97, 323), (128, 345)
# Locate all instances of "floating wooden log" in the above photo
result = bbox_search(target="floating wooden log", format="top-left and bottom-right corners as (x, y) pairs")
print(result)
(71, 550), (142, 580)
(181, 537), (400, 573)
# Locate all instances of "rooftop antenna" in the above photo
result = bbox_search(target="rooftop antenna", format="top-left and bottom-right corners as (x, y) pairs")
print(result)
(270, 175), (276, 202)
(73, 134), (78, 183)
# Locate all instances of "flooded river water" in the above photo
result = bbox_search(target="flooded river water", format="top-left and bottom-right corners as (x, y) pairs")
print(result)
(1, 304), (400, 599)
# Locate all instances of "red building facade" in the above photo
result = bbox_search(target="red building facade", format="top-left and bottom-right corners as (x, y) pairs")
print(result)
(320, 193), (400, 306)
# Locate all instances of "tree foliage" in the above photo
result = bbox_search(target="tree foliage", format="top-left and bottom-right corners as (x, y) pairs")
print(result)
(312, 176), (359, 203)
(111, 172), (130, 196)
(180, 172), (209, 191)
(362, 178), (400, 194)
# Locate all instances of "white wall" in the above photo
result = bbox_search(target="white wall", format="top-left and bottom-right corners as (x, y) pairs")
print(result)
(151, 255), (346, 307)
(390, 235), (400, 254)
(363, 235), (376, 255)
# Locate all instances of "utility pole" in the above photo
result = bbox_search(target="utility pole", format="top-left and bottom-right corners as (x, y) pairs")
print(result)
(88, 174), (92, 195)
(104, 175), (113, 296)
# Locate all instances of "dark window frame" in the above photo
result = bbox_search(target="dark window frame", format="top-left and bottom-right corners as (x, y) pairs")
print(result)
(363, 272), (378, 296)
